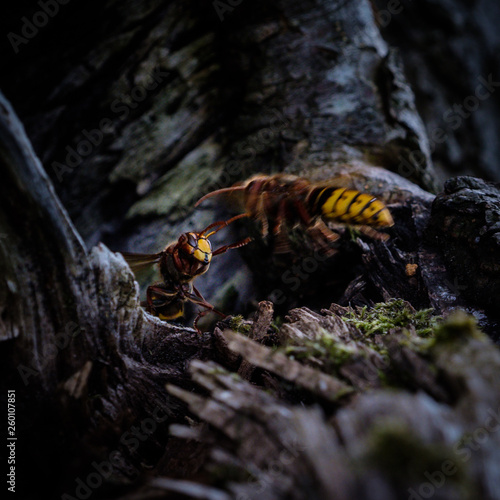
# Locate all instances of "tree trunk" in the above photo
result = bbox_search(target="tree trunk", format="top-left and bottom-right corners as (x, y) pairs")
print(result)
(373, 0), (500, 183)
(1, 1), (499, 499)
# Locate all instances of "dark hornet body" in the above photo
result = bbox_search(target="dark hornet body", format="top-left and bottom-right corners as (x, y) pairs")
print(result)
(122, 215), (250, 332)
(196, 173), (394, 253)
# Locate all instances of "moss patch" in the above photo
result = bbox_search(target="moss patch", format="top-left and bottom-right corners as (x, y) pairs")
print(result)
(229, 315), (251, 334)
(433, 310), (487, 343)
(284, 335), (358, 374)
(342, 299), (439, 337)
(364, 424), (465, 487)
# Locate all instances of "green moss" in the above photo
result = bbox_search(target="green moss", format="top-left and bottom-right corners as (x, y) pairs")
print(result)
(343, 299), (439, 337)
(347, 225), (361, 241)
(208, 463), (255, 484)
(281, 300), (440, 376)
(433, 310), (486, 343)
(364, 425), (465, 485)
(229, 315), (251, 334)
(271, 316), (284, 331)
(206, 366), (231, 376)
(285, 335), (357, 373)
(376, 369), (390, 386)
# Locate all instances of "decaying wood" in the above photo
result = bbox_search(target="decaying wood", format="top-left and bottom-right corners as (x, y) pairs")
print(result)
(428, 176), (500, 314)
(224, 329), (353, 402)
(145, 309), (500, 500)
(0, 90), (212, 495)
(3, 85), (500, 500)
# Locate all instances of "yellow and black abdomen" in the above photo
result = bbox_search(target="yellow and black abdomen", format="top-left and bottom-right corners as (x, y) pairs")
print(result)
(307, 186), (394, 227)
(146, 281), (185, 321)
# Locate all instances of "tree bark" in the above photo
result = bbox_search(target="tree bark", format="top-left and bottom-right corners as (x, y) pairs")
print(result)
(373, 0), (500, 183)
(1, 0), (440, 315)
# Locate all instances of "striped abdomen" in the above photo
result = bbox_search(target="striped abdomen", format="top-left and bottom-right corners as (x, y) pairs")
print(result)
(307, 186), (394, 227)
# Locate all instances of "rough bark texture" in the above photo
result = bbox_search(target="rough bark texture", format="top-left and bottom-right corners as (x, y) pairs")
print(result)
(0, 90), (213, 497)
(0, 0), (441, 316)
(1, 1), (500, 500)
(373, 0), (500, 183)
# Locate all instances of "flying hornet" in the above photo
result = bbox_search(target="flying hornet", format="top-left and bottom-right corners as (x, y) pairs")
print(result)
(121, 215), (251, 332)
(195, 173), (394, 254)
